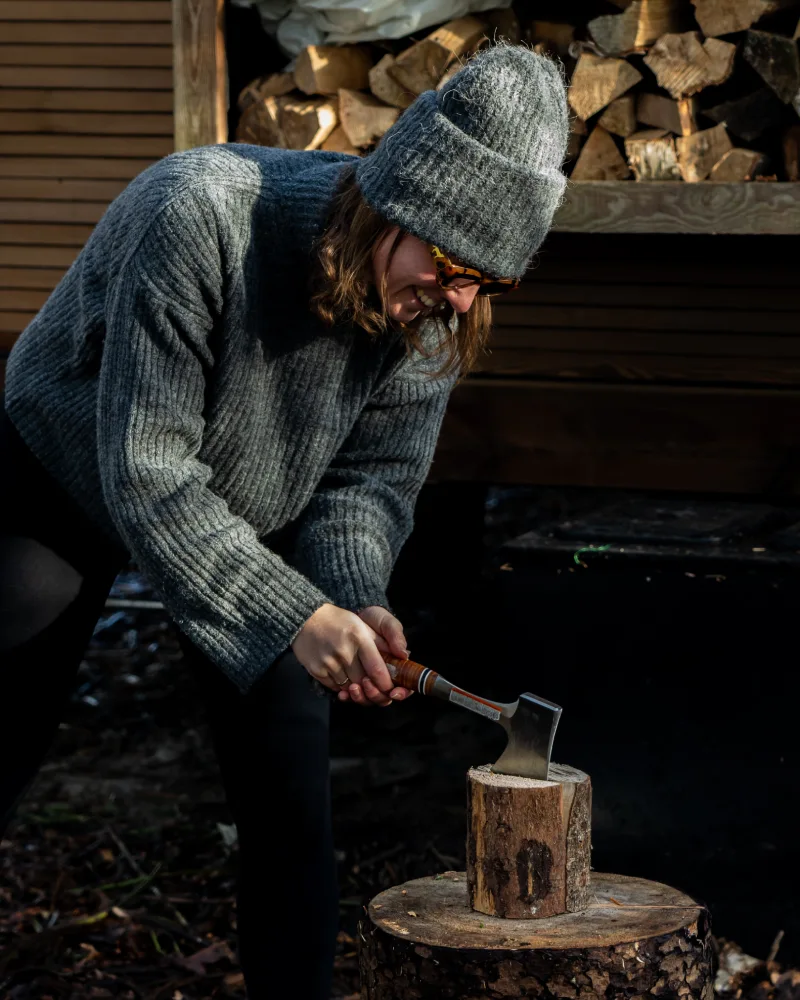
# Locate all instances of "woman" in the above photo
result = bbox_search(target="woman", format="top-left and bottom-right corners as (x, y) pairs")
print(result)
(0, 44), (567, 998)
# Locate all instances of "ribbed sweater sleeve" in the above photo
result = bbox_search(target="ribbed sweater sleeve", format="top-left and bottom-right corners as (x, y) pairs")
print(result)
(292, 359), (457, 613)
(97, 196), (331, 692)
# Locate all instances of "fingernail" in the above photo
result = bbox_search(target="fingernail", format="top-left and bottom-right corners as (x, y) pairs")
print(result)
(390, 690), (403, 699)
(402, 649), (410, 658)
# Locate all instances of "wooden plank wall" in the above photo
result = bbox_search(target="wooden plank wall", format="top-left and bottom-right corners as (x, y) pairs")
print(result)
(0, 0), (174, 382)
(436, 232), (800, 497)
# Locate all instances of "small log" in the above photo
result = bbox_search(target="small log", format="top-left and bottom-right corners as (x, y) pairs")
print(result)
(529, 22), (575, 59)
(359, 872), (713, 1000)
(709, 147), (766, 179)
(389, 16), (485, 96)
(482, 7), (521, 44)
(598, 93), (637, 136)
(637, 91), (682, 132)
(338, 88), (399, 148)
(566, 116), (588, 160)
(568, 53), (643, 120)
(320, 124), (360, 155)
(294, 44), (372, 97)
(466, 764), (590, 920)
(279, 96), (338, 150)
(571, 125), (632, 179)
(784, 123), (800, 179)
(368, 54), (414, 109)
(237, 72), (294, 113)
(703, 88), (786, 141)
(691, 0), (799, 36)
(625, 128), (682, 179)
(678, 95), (698, 134)
(676, 122), (733, 180)
(588, 0), (682, 57)
(235, 95), (282, 146)
(436, 61), (461, 91)
(743, 30), (800, 109)
(644, 32), (736, 98)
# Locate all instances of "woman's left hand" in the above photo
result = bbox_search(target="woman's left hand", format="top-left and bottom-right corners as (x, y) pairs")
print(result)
(336, 606), (414, 705)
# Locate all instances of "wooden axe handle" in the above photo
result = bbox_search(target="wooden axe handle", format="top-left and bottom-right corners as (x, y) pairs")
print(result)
(383, 656), (506, 722)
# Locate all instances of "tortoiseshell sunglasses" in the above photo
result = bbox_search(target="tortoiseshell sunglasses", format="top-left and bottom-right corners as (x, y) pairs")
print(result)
(429, 245), (520, 297)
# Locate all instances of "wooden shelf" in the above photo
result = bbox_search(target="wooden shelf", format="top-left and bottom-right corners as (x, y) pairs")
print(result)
(554, 181), (800, 235)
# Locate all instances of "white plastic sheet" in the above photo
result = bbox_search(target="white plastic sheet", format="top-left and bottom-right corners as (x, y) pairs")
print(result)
(232, 0), (512, 56)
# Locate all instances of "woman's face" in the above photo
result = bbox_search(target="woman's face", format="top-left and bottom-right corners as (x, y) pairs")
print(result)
(373, 228), (480, 324)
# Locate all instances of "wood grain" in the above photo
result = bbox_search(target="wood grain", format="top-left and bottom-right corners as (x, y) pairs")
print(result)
(434, 378), (800, 494)
(0, 245), (78, 266)
(0, 67), (172, 89)
(0, 111), (172, 135)
(555, 181), (800, 234)
(0, 45), (172, 67)
(0, 90), (173, 112)
(0, 156), (155, 178)
(0, 222), (94, 244)
(0, 2), (172, 20)
(1, 289), (49, 310)
(173, 0), (227, 150)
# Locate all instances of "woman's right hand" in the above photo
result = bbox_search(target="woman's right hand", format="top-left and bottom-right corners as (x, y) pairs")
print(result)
(291, 603), (404, 707)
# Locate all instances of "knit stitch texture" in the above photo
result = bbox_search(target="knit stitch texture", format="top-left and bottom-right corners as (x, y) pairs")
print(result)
(356, 44), (570, 279)
(5, 144), (456, 692)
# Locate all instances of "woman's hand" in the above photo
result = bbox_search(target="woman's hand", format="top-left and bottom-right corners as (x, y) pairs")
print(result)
(291, 603), (411, 707)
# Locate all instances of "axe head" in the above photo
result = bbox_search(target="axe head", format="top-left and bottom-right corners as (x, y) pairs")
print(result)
(491, 692), (562, 780)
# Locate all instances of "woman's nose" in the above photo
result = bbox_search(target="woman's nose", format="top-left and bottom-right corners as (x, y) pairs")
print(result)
(443, 283), (480, 313)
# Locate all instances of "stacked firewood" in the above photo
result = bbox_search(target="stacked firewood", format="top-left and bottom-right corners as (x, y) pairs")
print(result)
(235, 1), (800, 182)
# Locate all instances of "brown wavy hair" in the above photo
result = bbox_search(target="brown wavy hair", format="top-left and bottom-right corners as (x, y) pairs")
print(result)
(310, 163), (492, 378)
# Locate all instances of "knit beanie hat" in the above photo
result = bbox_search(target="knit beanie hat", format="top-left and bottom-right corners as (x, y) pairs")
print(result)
(354, 44), (570, 280)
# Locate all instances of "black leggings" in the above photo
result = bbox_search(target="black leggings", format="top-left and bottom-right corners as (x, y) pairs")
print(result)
(0, 400), (337, 999)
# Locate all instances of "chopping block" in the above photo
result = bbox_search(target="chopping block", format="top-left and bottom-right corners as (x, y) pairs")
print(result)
(358, 764), (713, 999)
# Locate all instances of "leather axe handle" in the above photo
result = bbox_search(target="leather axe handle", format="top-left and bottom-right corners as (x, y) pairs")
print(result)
(383, 655), (506, 722)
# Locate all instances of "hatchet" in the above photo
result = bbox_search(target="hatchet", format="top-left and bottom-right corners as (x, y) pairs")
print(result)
(383, 655), (562, 780)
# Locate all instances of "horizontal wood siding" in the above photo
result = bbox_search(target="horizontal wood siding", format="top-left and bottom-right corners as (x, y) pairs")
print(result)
(0, 0), (173, 379)
(436, 233), (800, 496)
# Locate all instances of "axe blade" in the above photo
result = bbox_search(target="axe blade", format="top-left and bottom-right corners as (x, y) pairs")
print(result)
(491, 692), (562, 780)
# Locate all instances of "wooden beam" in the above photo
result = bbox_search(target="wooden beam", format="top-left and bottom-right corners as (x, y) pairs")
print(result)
(0, 2), (172, 20)
(173, 0), (227, 150)
(0, 90), (174, 113)
(555, 181), (800, 233)
(0, 45), (172, 67)
(0, 111), (173, 135)
(0, 135), (172, 157)
(0, 67), (172, 89)
(1, 23), (172, 44)
(0, 156), (155, 179)
(434, 379), (800, 494)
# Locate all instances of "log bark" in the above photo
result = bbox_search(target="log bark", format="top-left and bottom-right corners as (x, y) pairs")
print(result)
(529, 21), (575, 59)
(338, 88), (398, 148)
(637, 91), (682, 132)
(644, 32), (736, 98)
(359, 871), (714, 1000)
(678, 96), (698, 134)
(743, 30), (800, 110)
(625, 128), (682, 178)
(235, 95), (338, 150)
(677, 122), (733, 180)
(389, 16), (485, 96)
(568, 53), (643, 120)
(709, 147), (766, 180)
(691, 0), (799, 36)
(294, 44), (372, 96)
(703, 88), (786, 141)
(784, 123), (800, 179)
(597, 93), (637, 136)
(572, 125), (632, 179)
(368, 54), (414, 109)
(466, 763), (590, 920)
(237, 71), (294, 113)
(588, 0), (682, 57)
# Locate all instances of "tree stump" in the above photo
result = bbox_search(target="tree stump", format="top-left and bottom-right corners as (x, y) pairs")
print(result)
(359, 871), (713, 999)
(467, 764), (591, 919)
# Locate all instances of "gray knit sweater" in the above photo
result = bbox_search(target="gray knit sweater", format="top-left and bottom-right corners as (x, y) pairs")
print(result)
(5, 144), (457, 692)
